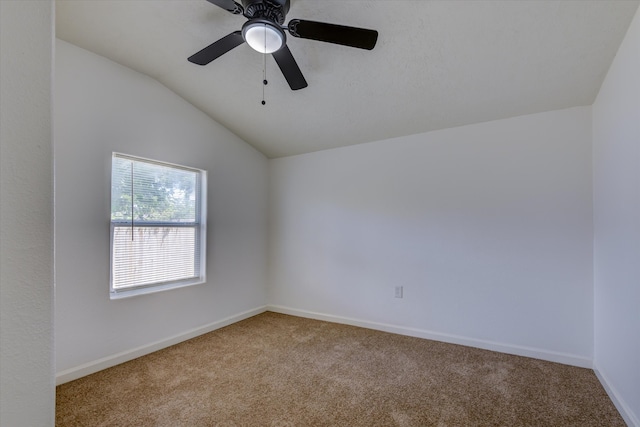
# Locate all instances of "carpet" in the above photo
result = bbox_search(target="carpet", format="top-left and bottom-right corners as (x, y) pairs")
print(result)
(56, 312), (624, 426)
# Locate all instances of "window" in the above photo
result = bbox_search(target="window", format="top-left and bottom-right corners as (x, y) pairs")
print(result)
(110, 153), (206, 298)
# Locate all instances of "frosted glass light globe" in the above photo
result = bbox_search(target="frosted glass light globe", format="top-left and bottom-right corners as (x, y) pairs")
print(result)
(244, 23), (284, 54)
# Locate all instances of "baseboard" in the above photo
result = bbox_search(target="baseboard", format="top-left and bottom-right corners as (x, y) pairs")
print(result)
(57, 304), (594, 385)
(594, 364), (639, 427)
(267, 305), (593, 369)
(56, 306), (268, 385)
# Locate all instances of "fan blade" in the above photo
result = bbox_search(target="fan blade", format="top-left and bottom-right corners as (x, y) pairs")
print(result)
(188, 31), (245, 65)
(288, 19), (378, 50)
(206, 0), (243, 14)
(272, 46), (308, 90)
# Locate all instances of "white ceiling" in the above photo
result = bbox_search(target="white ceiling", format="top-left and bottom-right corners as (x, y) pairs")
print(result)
(56, 0), (639, 158)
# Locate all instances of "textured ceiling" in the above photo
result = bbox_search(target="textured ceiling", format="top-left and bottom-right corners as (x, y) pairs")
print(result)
(56, 0), (639, 158)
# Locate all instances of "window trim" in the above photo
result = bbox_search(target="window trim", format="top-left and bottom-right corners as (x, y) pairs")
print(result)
(109, 153), (207, 299)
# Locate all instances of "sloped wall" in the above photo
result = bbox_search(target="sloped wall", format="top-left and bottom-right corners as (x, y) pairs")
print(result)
(54, 40), (268, 381)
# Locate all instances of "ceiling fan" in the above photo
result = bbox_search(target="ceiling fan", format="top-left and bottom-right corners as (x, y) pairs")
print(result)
(188, 0), (379, 90)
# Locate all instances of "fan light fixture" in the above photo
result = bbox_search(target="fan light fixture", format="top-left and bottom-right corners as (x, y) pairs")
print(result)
(243, 21), (285, 54)
(189, 0), (379, 91)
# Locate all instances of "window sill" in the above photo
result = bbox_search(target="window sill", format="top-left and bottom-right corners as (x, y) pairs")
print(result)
(109, 278), (206, 300)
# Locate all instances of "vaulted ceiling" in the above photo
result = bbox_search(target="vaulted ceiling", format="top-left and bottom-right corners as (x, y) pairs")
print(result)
(56, 0), (639, 158)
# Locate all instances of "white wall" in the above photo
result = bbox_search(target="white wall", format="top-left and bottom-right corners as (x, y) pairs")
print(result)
(269, 107), (593, 366)
(592, 6), (640, 426)
(0, 1), (55, 426)
(54, 40), (268, 381)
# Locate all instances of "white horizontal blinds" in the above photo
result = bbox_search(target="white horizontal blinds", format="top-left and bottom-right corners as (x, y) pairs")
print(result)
(112, 226), (196, 289)
(111, 154), (201, 291)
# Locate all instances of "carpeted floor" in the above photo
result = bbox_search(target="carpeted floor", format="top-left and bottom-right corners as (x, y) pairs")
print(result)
(56, 312), (624, 426)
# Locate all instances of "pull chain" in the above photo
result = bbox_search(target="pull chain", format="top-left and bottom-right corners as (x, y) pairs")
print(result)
(130, 162), (134, 241)
(261, 24), (268, 105)
(262, 53), (267, 105)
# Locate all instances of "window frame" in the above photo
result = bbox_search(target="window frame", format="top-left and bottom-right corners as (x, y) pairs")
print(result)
(109, 152), (207, 299)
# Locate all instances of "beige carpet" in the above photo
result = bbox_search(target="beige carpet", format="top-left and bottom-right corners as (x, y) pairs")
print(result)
(56, 312), (624, 426)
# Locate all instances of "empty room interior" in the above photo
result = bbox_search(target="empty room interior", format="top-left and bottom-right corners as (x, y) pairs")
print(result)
(1, 0), (640, 425)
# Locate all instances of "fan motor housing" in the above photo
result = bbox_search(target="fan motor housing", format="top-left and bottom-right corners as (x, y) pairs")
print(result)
(242, 0), (290, 25)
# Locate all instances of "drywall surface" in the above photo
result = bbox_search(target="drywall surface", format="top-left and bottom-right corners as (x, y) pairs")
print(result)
(0, 1), (55, 426)
(593, 6), (640, 426)
(269, 107), (593, 364)
(54, 40), (268, 376)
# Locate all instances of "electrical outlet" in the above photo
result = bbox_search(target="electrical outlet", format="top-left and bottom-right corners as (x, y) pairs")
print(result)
(394, 286), (403, 298)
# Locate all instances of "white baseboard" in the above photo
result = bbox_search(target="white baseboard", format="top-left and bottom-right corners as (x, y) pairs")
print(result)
(594, 365), (639, 427)
(267, 305), (593, 369)
(56, 306), (268, 385)
(56, 304), (594, 385)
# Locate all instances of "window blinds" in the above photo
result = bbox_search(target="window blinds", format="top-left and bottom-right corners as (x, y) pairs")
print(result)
(110, 154), (204, 292)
